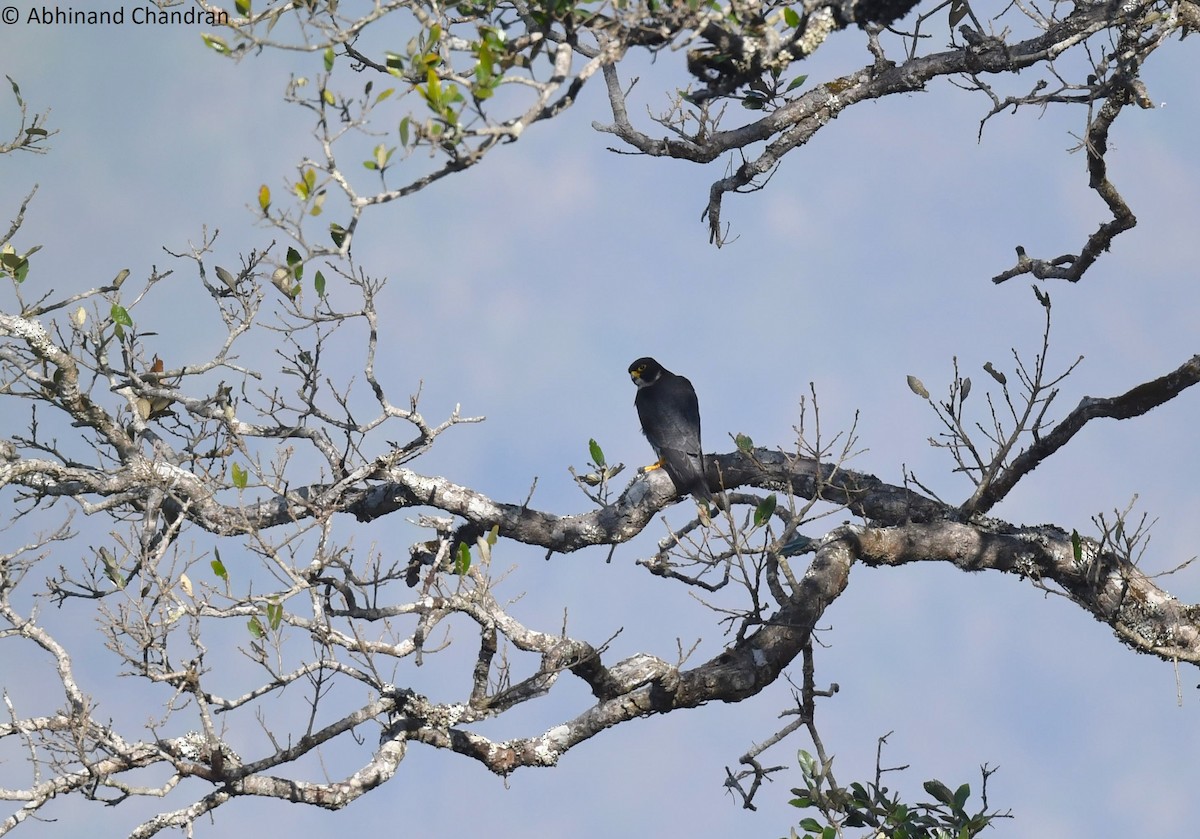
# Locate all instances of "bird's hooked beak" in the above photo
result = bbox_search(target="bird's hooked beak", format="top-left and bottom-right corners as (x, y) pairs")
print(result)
(629, 362), (659, 388)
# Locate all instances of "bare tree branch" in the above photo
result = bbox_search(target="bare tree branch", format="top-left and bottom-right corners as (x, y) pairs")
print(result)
(967, 354), (1200, 515)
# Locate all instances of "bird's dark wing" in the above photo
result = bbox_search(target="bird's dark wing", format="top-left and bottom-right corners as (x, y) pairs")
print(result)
(636, 372), (711, 502)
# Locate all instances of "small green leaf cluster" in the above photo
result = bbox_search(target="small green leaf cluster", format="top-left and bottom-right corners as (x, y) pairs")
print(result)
(211, 550), (228, 581)
(363, 143), (395, 173)
(754, 493), (777, 528)
(268, 247), (305, 299)
(471, 26), (507, 101)
(5, 76), (51, 151)
(570, 438), (624, 499)
(249, 600), (284, 639)
(584, 437), (622, 482)
(384, 23), (473, 141)
(0, 243), (34, 283)
(416, 68), (465, 133)
(455, 524), (499, 575)
(786, 750), (1001, 839)
(455, 541), (472, 574)
(727, 9), (808, 109)
(293, 168), (326, 217)
(231, 462), (249, 489)
(110, 303), (133, 339)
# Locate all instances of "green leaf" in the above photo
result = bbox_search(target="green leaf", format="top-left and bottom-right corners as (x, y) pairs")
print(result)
(399, 117), (411, 147)
(266, 600), (283, 630)
(741, 92), (767, 109)
(754, 493), (777, 527)
(485, 524), (499, 546)
(110, 303), (133, 328)
(843, 811), (868, 828)
(201, 33), (230, 54)
(258, 184), (271, 213)
(235, 0), (250, 14)
(296, 168), (316, 199)
(475, 533), (492, 563)
(477, 42), (494, 77)
(953, 782), (971, 811)
(481, 26), (506, 50)
(0, 252), (29, 283)
(231, 462), (248, 489)
(215, 265), (237, 291)
(783, 6), (800, 27)
(7, 75), (22, 106)
(372, 144), (393, 169)
(385, 52), (405, 73)
(588, 438), (605, 467)
(798, 818), (824, 832)
(923, 779), (955, 806)
(322, 88), (335, 106)
(455, 542), (471, 575)
(286, 246), (302, 267)
(99, 547), (125, 589)
(211, 553), (228, 581)
(422, 67), (442, 108)
(735, 432), (754, 453)
(110, 304), (133, 327)
(1071, 529), (1082, 563)
(314, 270), (326, 297)
(323, 46), (335, 72)
(786, 74), (809, 92)
(247, 616), (265, 639)
(329, 223), (347, 248)
(375, 87), (394, 104)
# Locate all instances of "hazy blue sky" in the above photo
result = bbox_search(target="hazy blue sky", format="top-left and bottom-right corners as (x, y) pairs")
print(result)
(2, 3), (1199, 837)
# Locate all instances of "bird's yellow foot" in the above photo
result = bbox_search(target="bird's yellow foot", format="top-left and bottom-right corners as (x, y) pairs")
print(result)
(639, 458), (665, 474)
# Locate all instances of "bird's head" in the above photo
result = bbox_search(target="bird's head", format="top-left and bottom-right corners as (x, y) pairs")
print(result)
(628, 357), (664, 388)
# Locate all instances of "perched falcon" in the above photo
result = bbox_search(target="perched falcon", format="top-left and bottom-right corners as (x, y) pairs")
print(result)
(628, 357), (713, 505)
